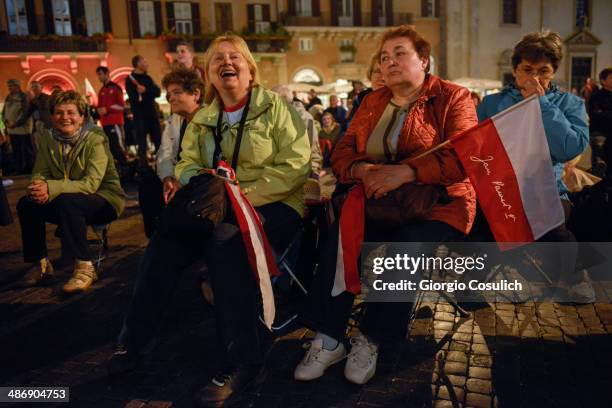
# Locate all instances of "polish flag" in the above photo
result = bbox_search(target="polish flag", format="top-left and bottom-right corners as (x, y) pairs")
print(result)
(450, 95), (565, 244)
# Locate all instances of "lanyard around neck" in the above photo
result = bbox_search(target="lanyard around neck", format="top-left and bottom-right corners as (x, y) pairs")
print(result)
(213, 92), (251, 170)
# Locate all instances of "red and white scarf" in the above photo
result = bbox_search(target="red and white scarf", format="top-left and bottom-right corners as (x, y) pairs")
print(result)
(215, 160), (280, 329)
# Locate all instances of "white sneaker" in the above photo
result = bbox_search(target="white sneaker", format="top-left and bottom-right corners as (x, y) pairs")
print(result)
(294, 338), (346, 381)
(344, 332), (378, 385)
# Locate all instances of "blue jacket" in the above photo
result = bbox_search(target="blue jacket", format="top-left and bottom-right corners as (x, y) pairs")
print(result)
(477, 84), (589, 197)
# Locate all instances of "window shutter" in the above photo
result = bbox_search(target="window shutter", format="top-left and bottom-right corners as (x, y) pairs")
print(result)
(166, 2), (175, 32)
(154, 0), (162, 35)
(263, 4), (270, 21)
(191, 2), (201, 35)
(43, 0), (54, 34)
(313, 0), (320, 16)
(130, 0), (140, 38)
(288, 0), (296, 16)
(247, 4), (255, 32)
(435, 0), (440, 17)
(371, 0), (379, 26)
(353, 0), (361, 26)
(331, 0), (339, 25)
(25, 0), (37, 34)
(69, 0), (87, 35)
(385, 0), (393, 25)
(102, 0), (112, 32)
(421, 0), (428, 17)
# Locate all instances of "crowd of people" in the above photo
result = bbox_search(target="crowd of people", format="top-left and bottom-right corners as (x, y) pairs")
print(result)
(0, 24), (611, 407)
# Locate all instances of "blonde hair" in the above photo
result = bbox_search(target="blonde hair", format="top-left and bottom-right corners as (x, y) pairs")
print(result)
(366, 52), (381, 81)
(202, 33), (260, 104)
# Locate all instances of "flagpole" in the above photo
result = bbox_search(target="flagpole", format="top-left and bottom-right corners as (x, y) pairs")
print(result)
(411, 140), (452, 160)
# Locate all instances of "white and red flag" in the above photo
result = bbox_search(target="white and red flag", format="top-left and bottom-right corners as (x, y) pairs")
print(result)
(450, 95), (564, 244)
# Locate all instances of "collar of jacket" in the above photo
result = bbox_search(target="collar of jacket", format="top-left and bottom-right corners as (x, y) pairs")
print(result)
(192, 85), (273, 127)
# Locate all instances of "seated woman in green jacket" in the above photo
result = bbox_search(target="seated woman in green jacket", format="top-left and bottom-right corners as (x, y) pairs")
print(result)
(17, 91), (125, 293)
(108, 34), (310, 406)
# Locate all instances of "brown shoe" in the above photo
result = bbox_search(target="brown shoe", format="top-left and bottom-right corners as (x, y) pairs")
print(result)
(62, 260), (97, 293)
(22, 258), (54, 286)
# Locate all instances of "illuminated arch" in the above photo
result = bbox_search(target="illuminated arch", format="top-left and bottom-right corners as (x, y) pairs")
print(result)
(292, 67), (324, 85)
(109, 67), (134, 91)
(28, 69), (78, 94)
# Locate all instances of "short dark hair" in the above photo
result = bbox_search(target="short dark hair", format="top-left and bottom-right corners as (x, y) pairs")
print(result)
(379, 25), (432, 73)
(50, 90), (88, 116)
(131, 55), (143, 68)
(600, 67), (612, 82)
(176, 40), (194, 53)
(96, 66), (109, 74)
(162, 68), (205, 104)
(511, 30), (563, 72)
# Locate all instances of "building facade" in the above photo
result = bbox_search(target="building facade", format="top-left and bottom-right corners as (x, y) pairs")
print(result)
(0, 0), (441, 101)
(444, 0), (612, 91)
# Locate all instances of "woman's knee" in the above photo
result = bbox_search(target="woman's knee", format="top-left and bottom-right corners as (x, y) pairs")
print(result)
(17, 196), (37, 216)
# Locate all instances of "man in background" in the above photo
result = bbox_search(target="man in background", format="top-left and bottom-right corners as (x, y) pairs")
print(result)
(2, 79), (33, 174)
(96, 66), (128, 170)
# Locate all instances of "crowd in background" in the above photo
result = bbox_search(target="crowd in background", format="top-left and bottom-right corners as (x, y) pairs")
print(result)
(0, 25), (611, 408)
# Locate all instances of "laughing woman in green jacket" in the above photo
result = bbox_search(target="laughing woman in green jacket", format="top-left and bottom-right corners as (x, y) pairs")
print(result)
(17, 91), (125, 293)
(109, 35), (310, 407)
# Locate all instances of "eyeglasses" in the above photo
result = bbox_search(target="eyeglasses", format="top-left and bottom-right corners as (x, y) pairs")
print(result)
(516, 66), (555, 79)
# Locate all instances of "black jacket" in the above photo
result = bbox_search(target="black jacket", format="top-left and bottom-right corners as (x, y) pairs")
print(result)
(588, 88), (612, 137)
(125, 71), (161, 120)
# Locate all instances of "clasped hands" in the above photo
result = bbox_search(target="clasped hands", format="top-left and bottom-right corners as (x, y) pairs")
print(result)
(352, 162), (416, 199)
(28, 180), (49, 204)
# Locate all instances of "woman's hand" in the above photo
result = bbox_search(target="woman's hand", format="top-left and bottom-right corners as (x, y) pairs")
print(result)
(519, 77), (546, 99)
(363, 164), (416, 199)
(163, 176), (181, 204)
(28, 180), (49, 204)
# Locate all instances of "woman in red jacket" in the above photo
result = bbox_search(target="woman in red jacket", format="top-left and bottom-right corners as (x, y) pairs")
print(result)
(294, 25), (478, 385)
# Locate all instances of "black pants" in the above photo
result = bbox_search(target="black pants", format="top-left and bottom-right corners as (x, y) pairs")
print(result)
(301, 219), (462, 344)
(103, 125), (127, 166)
(10, 133), (34, 174)
(137, 168), (165, 238)
(134, 119), (161, 166)
(119, 201), (301, 367)
(17, 193), (117, 262)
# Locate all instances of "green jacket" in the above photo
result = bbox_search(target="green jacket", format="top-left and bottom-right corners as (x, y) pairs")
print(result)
(32, 126), (125, 216)
(176, 86), (311, 217)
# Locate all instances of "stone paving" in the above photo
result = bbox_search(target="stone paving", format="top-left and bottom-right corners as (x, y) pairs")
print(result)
(1, 176), (612, 407)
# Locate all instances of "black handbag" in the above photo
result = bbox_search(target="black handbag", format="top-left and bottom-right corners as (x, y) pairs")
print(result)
(158, 93), (251, 237)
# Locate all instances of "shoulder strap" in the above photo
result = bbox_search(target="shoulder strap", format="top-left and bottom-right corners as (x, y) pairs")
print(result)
(213, 92), (251, 170)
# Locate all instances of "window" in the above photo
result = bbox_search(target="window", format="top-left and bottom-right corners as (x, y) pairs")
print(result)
(575, 0), (590, 28)
(253, 4), (270, 33)
(52, 0), (72, 36)
(214, 3), (233, 32)
(174, 2), (193, 35)
(421, 0), (434, 17)
(571, 56), (593, 93)
(138, 1), (156, 36)
(296, 0), (312, 17)
(299, 37), (313, 52)
(339, 38), (355, 62)
(502, 0), (519, 24)
(338, 0), (353, 26)
(376, 0), (387, 25)
(84, 0), (104, 35)
(5, 0), (28, 35)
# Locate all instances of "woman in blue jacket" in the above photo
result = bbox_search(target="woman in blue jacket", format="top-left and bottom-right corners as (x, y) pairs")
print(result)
(478, 30), (593, 302)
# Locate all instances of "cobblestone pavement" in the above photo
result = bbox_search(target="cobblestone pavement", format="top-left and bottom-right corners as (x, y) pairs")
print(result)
(1, 176), (612, 408)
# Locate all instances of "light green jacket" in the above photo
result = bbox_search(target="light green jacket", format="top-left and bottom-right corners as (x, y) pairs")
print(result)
(32, 127), (126, 216)
(175, 86), (311, 217)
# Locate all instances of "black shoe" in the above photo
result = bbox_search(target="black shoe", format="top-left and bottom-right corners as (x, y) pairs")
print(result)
(107, 344), (139, 375)
(194, 365), (265, 407)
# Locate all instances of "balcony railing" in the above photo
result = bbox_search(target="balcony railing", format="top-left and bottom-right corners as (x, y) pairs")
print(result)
(0, 35), (108, 53)
(163, 35), (289, 54)
(282, 14), (325, 26)
(282, 12), (413, 27)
